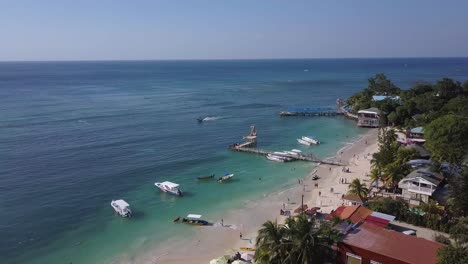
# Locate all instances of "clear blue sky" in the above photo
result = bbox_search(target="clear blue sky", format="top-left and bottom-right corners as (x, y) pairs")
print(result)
(1, 0), (468, 61)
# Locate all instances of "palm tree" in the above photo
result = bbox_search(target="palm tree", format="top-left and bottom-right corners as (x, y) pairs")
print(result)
(369, 167), (383, 190)
(382, 161), (408, 188)
(255, 220), (285, 264)
(284, 214), (340, 264)
(254, 214), (341, 264)
(348, 178), (369, 200)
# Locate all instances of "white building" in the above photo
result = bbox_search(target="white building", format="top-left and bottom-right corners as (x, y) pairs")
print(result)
(398, 169), (443, 206)
(357, 108), (380, 128)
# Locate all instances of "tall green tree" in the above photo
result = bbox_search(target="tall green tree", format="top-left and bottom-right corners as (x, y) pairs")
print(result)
(254, 214), (341, 264)
(435, 78), (463, 100)
(347, 178), (369, 200)
(448, 170), (468, 217)
(437, 217), (468, 264)
(425, 114), (468, 166)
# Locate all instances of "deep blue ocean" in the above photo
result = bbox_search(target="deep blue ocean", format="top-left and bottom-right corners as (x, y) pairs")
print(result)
(1, 58), (468, 264)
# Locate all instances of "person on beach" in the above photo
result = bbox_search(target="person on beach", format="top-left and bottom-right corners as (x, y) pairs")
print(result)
(319, 191), (321, 196)
(287, 197), (290, 203)
(240, 232), (243, 239)
(221, 219), (224, 226)
(283, 203), (285, 209)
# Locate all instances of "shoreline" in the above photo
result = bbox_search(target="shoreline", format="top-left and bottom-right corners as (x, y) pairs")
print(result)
(120, 129), (379, 264)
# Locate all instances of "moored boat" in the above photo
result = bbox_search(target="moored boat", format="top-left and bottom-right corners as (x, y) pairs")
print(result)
(302, 136), (320, 145)
(297, 138), (312, 146)
(155, 181), (183, 196)
(111, 199), (132, 217)
(217, 173), (234, 182)
(285, 151), (299, 156)
(197, 174), (215, 180)
(182, 214), (209, 226)
(267, 154), (285, 162)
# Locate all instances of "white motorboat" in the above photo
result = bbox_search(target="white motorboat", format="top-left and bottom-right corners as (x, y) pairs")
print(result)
(155, 181), (183, 196)
(302, 136), (320, 145)
(285, 150), (299, 156)
(291, 149), (302, 153)
(218, 173), (234, 182)
(267, 154), (286, 162)
(111, 199), (132, 217)
(273, 151), (289, 156)
(297, 138), (312, 146)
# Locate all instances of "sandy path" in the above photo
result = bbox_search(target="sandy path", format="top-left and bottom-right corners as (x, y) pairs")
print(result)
(123, 129), (379, 264)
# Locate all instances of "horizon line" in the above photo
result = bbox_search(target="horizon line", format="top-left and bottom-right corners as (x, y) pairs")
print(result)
(1, 56), (468, 63)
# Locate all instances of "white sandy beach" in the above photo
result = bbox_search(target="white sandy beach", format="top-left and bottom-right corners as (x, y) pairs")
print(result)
(123, 129), (379, 264)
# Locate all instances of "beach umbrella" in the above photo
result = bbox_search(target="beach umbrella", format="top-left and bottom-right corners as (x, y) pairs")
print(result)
(241, 253), (254, 261)
(209, 255), (230, 264)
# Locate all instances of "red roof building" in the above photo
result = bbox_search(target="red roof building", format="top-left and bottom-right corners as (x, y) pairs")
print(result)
(337, 223), (443, 264)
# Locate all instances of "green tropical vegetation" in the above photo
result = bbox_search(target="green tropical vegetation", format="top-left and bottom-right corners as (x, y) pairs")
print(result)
(369, 127), (418, 190)
(425, 114), (468, 167)
(254, 214), (341, 264)
(437, 217), (468, 264)
(347, 178), (369, 200)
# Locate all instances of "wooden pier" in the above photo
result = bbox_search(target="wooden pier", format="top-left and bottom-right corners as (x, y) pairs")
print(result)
(230, 125), (347, 166)
(279, 107), (344, 117)
(228, 145), (347, 166)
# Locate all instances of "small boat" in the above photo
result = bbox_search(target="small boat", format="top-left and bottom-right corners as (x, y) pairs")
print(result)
(302, 136), (320, 145)
(155, 181), (183, 196)
(111, 199), (132, 217)
(273, 151), (289, 156)
(197, 117), (204, 123)
(312, 175), (320, 180)
(218, 173), (234, 183)
(297, 138), (312, 146)
(291, 149), (302, 153)
(267, 154), (286, 162)
(197, 174), (215, 180)
(182, 214), (209, 226)
(285, 151), (299, 156)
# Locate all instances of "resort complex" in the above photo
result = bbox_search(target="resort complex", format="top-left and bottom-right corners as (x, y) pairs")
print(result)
(204, 74), (468, 264)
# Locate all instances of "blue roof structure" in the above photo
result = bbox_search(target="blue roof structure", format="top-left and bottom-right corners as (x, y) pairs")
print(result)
(411, 127), (424, 134)
(372, 95), (401, 102)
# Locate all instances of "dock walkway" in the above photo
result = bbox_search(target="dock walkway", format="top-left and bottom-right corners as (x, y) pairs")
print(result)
(229, 145), (347, 166)
(279, 107), (344, 117)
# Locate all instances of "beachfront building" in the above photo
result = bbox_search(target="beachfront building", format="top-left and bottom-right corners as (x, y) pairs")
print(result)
(327, 205), (395, 228)
(342, 194), (364, 206)
(337, 222), (443, 264)
(398, 169), (444, 206)
(357, 108), (380, 128)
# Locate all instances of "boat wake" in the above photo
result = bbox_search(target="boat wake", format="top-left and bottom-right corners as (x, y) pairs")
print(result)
(202, 116), (221, 121)
(198, 116), (224, 122)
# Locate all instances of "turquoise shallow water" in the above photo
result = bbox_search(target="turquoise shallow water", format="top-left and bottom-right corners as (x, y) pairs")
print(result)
(1, 59), (468, 264)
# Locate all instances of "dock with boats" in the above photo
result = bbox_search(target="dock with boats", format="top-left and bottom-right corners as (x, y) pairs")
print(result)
(229, 126), (346, 166)
(229, 145), (346, 166)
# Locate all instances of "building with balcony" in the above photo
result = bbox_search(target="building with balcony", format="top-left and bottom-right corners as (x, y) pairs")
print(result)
(398, 169), (443, 206)
(357, 108), (380, 128)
